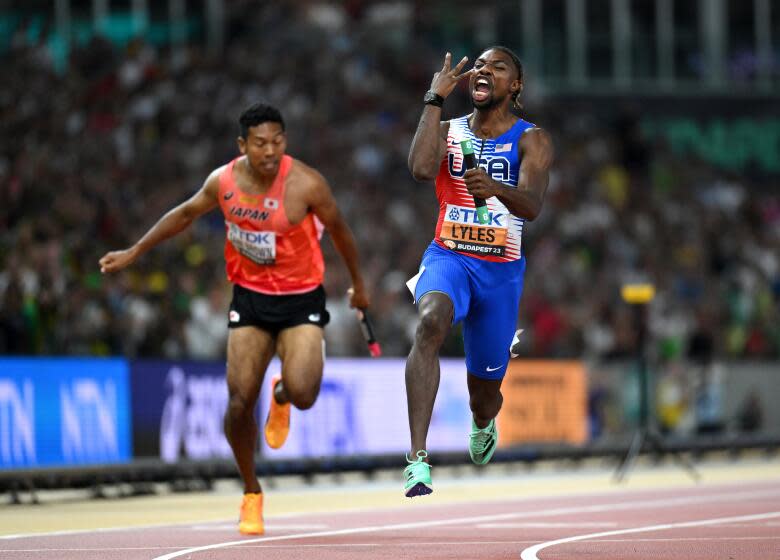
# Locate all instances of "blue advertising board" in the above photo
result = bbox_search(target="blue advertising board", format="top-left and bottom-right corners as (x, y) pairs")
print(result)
(130, 358), (473, 462)
(0, 358), (132, 469)
(130, 360), (261, 462)
(258, 358), (472, 458)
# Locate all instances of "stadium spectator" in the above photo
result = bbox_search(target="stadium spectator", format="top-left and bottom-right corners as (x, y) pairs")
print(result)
(0, 3), (777, 367)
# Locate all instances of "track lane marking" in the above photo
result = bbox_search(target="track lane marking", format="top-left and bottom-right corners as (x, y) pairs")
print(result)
(6, 537), (780, 554)
(519, 511), (780, 560)
(150, 488), (780, 560)
(187, 523), (328, 531)
(0, 511), (334, 540)
(477, 522), (619, 528)
(6, 477), (780, 540)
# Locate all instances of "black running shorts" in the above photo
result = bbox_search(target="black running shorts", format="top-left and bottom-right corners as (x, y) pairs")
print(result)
(227, 284), (330, 334)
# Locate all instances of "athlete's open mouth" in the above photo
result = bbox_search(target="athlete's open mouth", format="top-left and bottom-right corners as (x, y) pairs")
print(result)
(472, 77), (491, 102)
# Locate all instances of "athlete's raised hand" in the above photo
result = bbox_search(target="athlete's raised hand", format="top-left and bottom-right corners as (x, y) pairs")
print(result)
(99, 247), (139, 273)
(429, 52), (474, 99)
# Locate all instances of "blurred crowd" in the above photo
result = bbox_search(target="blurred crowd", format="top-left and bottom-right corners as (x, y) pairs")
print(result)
(1, 2), (778, 367)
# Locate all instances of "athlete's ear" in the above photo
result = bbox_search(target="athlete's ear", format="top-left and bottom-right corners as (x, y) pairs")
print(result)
(511, 79), (523, 95)
(237, 136), (247, 155)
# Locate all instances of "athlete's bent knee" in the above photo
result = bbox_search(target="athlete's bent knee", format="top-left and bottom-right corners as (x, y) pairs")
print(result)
(289, 390), (317, 410)
(283, 380), (320, 410)
(416, 305), (450, 345)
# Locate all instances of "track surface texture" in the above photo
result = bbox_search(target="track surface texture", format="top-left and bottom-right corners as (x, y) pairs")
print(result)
(2, 457), (778, 559)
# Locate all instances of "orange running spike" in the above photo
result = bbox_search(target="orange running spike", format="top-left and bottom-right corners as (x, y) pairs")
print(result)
(238, 492), (264, 535)
(264, 375), (291, 449)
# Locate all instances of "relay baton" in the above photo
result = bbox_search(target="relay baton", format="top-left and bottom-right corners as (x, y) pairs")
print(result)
(357, 309), (382, 357)
(460, 139), (489, 225)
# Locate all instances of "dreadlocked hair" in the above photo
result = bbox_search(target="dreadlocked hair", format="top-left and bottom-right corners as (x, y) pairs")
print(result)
(485, 45), (524, 110)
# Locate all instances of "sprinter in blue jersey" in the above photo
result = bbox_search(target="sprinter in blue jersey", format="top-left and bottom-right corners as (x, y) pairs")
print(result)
(403, 46), (554, 497)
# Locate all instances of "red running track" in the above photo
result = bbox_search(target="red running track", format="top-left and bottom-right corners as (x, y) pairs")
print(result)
(2, 480), (778, 560)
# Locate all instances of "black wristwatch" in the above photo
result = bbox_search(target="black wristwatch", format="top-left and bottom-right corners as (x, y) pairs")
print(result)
(423, 90), (444, 107)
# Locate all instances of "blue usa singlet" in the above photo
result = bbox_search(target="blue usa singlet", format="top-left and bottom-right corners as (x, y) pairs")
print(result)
(434, 115), (535, 262)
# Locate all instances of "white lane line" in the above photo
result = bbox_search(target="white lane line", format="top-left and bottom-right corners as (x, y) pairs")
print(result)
(0, 511), (331, 540)
(2, 495), (471, 540)
(592, 536), (780, 542)
(0, 519), (227, 540)
(151, 488), (780, 560)
(0, 548), (182, 553)
(150, 517), (539, 559)
(519, 511), (780, 560)
(8, 537), (780, 554)
(6, 479), (780, 541)
(477, 522), (618, 529)
(262, 540), (538, 547)
(5, 541), (540, 553)
(188, 523), (328, 531)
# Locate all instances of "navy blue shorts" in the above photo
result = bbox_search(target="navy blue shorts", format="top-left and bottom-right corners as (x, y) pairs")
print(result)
(408, 242), (526, 379)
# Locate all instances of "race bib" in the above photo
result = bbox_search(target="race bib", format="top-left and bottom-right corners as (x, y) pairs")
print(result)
(227, 222), (276, 265)
(439, 204), (507, 257)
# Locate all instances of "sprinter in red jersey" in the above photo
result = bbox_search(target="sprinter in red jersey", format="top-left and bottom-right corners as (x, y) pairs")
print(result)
(99, 102), (370, 535)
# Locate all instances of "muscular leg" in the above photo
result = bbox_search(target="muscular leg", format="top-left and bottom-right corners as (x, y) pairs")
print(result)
(406, 292), (454, 456)
(225, 326), (275, 493)
(275, 324), (325, 410)
(467, 374), (503, 428)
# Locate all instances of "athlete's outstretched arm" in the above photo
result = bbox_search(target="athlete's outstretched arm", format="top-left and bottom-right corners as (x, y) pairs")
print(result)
(463, 127), (553, 221)
(99, 170), (221, 273)
(408, 53), (473, 181)
(308, 174), (370, 309)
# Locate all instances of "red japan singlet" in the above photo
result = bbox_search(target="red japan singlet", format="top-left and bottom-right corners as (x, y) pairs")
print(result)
(218, 155), (325, 295)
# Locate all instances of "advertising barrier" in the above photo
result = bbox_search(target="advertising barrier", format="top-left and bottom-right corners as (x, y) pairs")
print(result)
(0, 358), (132, 469)
(5, 354), (779, 480)
(131, 358), (475, 461)
(498, 360), (588, 446)
(258, 358), (473, 458)
(132, 357), (588, 461)
(0, 357), (587, 471)
(130, 360), (251, 463)
(258, 358), (588, 459)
